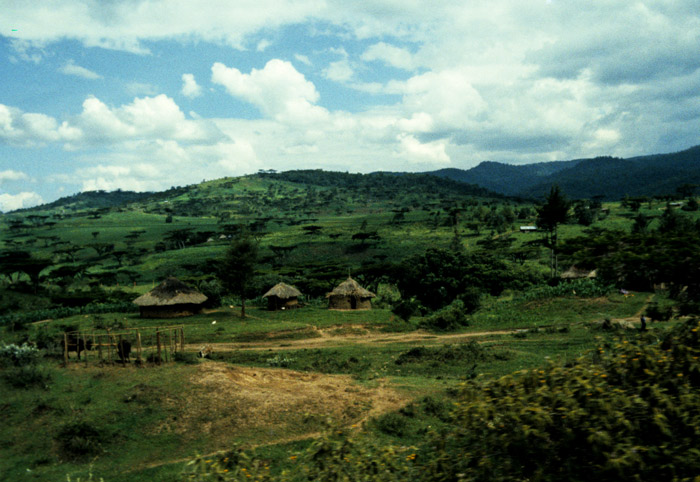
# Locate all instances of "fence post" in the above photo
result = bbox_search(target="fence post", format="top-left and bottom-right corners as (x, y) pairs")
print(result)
(118, 334), (123, 364)
(98, 334), (103, 361)
(137, 330), (143, 365)
(180, 327), (185, 351)
(156, 331), (162, 365)
(83, 333), (88, 367)
(63, 332), (68, 366)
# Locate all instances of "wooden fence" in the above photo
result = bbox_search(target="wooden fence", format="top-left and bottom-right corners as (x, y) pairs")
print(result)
(62, 325), (185, 367)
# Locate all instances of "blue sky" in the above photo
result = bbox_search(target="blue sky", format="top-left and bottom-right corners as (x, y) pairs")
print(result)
(1, 1), (700, 211)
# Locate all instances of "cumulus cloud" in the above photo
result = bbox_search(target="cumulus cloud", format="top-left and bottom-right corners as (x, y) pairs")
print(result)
(0, 170), (29, 183)
(59, 59), (102, 79)
(212, 59), (328, 124)
(324, 59), (355, 82)
(0, 104), (79, 146)
(74, 94), (222, 143)
(395, 133), (450, 164)
(4, 0), (325, 54)
(361, 42), (415, 70)
(294, 54), (312, 66)
(181, 73), (203, 98)
(0, 192), (43, 212)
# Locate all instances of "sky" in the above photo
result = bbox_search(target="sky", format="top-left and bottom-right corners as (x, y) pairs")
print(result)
(1, 1), (699, 211)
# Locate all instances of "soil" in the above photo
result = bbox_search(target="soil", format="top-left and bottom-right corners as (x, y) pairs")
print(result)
(138, 361), (410, 471)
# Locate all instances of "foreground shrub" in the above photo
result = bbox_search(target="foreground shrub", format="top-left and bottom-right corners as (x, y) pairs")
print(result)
(55, 420), (105, 461)
(0, 343), (41, 367)
(419, 299), (469, 331)
(424, 319), (700, 481)
(0, 343), (51, 388)
(2, 364), (52, 389)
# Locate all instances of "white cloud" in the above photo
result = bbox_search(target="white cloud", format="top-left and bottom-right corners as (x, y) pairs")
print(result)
(0, 192), (43, 212)
(212, 59), (328, 124)
(323, 59), (355, 82)
(75, 94), (221, 143)
(0, 170), (29, 183)
(361, 42), (415, 70)
(125, 82), (159, 96)
(0, 104), (78, 146)
(395, 133), (450, 165)
(59, 59), (102, 79)
(294, 54), (312, 66)
(4, 0), (325, 54)
(181, 73), (203, 98)
(256, 39), (271, 52)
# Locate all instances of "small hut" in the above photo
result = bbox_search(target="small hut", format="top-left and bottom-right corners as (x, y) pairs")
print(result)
(133, 277), (208, 318)
(326, 277), (376, 310)
(262, 282), (302, 311)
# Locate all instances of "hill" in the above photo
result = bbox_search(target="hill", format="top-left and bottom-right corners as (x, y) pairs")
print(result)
(430, 145), (700, 200)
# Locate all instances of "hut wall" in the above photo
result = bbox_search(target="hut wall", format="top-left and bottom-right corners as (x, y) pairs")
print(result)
(267, 297), (299, 311)
(328, 295), (351, 310)
(328, 295), (372, 310)
(139, 304), (203, 318)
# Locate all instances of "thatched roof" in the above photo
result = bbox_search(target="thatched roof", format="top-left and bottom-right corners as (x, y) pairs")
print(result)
(326, 277), (376, 298)
(133, 277), (208, 306)
(561, 266), (598, 279)
(263, 282), (302, 299)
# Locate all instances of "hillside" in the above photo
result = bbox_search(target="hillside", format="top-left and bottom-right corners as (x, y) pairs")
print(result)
(430, 145), (700, 200)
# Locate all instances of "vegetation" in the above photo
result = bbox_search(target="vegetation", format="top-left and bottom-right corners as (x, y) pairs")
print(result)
(2, 166), (700, 480)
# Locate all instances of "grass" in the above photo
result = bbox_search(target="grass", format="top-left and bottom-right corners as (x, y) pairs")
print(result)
(0, 293), (682, 480)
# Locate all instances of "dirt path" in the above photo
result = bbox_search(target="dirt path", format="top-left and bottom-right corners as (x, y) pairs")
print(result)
(186, 326), (517, 353)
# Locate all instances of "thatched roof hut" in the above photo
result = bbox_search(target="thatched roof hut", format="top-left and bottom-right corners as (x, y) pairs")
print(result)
(561, 266), (597, 280)
(262, 282), (302, 310)
(133, 277), (208, 318)
(326, 277), (376, 310)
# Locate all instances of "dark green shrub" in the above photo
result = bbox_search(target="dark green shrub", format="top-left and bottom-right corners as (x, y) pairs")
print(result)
(646, 302), (673, 321)
(422, 319), (700, 481)
(2, 364), (51, 389)
(391, 298), (420, 322)
(419, 300), (469, 331)
(173, 351), (198, 364)
(55, 421), (105, 461)
(373, 412), (409, 437)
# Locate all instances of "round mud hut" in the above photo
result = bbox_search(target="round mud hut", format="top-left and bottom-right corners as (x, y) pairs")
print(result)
(262, 282), (302, 310)
(133, 277), (208, 318)
(327, 277), (376, 310)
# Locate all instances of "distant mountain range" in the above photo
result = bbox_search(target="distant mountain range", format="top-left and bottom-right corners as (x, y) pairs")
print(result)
(428, 145), (700, 200)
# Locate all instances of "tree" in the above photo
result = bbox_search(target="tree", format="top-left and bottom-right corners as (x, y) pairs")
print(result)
(536, 185), (571, 277)
(218, 237), (259, 318)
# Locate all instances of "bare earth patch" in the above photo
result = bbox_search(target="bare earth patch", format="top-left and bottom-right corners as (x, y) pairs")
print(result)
(170, 362), (410, 447)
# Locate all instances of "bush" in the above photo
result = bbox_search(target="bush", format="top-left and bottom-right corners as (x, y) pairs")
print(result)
(419, 300), (469, 331)
(372, 412), (409, 437)
(423, 319), (700, 481)
(55, 421), (105, 461)
(391, 298), (421, 322)
(646, 302), (673, 321)
(0, 343), (41, 367)
(519, 278), (613, 301)
(2, 364), (51, 389)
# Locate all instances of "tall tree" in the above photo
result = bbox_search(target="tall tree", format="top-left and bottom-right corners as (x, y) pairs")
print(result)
(218, 236), (259, 318)
(536, 185), (571, 277)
